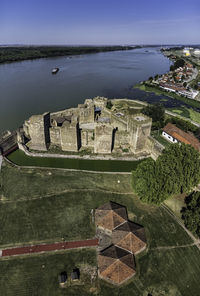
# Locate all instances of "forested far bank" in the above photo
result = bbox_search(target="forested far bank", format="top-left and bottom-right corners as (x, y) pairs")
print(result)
(0, 45), (137, 64)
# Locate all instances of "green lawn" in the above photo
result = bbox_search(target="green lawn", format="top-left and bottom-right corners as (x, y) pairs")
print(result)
(0, 164), (132, 201)
(168, 106), (200, 124)
(0, 249), (98, 296)
(6, 149), (145, 172)
(151, 130), (171, 148)
(0, 164), (200, 295)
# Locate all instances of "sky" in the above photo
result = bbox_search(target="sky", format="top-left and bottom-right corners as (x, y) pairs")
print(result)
(0, 0), (200, 45)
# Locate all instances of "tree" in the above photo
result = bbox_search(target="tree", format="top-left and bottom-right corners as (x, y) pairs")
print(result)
(154, 74), (159, 80)
(132, 144), (200, 205)
(181, 191), (200, 237)
(142, 104), (165, 130)
(132, 158), (167, 204)
(148, 76), (153, 82)
(106, 100), (113, 109)
(183, 82), (187, 88)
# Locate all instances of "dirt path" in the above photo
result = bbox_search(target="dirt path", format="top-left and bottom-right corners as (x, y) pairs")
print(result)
(1, 188), (134, 203)
(161, 204), (200, 251)
(151, 240), (200, 251)
(0, 238), (98, 258)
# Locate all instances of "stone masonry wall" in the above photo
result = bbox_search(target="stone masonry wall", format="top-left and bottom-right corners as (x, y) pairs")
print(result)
(94, 123), (113, 154)
(24, 112), (50, 151)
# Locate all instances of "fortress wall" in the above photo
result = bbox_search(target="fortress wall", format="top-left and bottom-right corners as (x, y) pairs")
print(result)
(24, 112), (50, 151)
(114, 131), (129, 149)
(134, 124), (152, 153)
(81, 130), (94, 148)
(50, 127), (61, 146)
(79, 104), (94, 123)
(94, 124), (113, 154)
(60, 124), (78, 152)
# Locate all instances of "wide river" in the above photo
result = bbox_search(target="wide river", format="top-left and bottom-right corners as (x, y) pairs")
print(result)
(0, 47), (172, 133)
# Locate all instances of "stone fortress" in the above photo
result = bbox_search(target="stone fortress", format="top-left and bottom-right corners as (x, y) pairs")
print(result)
(22, 97), (153, 156)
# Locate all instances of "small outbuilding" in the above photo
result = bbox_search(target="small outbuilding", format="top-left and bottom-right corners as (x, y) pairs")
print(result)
(59, 271), (67, 285)
(71, 268), (80, 281)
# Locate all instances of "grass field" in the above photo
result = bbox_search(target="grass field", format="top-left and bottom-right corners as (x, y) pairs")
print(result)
(0, 164), (132, 201)
(151, 130), (171, 148)
(0, 165), (200, 295)
(0, 249), (98, 296)
(6, 149), (145, 172)
(168, 106), (200, 124)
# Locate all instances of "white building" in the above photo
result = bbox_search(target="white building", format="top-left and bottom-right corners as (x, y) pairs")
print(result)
(194, 49), (200, 56)
(162, 123), (200, 151)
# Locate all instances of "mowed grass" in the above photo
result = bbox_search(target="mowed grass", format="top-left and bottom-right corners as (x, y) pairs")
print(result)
(0, 189), (193, 248)
(0, 249), (97, 296)
(0, 164), (132, 201)
(168, 106), (200, 124)
(7, 149), (145, 172)
(0, 194), (200, 295)
(0, 165), (200, 295)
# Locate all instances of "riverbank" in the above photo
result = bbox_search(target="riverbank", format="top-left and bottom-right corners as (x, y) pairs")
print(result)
(134, 83), (200, 124)
(0, 45), (136, 64)
(134, 83), (200, 108)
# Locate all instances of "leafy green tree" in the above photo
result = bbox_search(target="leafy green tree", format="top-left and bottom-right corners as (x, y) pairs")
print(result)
(132, 144), (200, 205)
(154, 74), (159, 80)
(165, 117), (197, 133)
(142, 104), (165, 130)
(132, 158), (166, 204)
(181, 191), (200, 237)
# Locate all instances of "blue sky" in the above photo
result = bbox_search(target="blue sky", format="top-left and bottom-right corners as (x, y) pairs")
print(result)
(0, 0), (199, 45)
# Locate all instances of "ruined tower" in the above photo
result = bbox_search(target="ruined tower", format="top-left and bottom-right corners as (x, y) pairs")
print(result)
(128, 114), (152, 154)
(23, 112), (50, 151)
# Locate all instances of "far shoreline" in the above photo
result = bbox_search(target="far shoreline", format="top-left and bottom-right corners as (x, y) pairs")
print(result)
(0, 45), (140, 65)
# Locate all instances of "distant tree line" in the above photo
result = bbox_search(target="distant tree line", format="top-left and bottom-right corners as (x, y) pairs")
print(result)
(0, 45), (137, 64)
(181, 191), (200, 238)
(132, 144), (200, 205)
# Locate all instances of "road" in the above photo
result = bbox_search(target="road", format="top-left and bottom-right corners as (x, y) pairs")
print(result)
(165, 110), (200, 127)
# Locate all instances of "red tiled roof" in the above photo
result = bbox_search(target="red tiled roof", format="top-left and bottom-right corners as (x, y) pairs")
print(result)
(163, 123), (200, 151)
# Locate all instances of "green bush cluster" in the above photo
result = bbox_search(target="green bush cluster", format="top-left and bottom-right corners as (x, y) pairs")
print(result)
(182, 191), (200, 237)
(142, 103), (165, 130)
(132, 144), (200, 205)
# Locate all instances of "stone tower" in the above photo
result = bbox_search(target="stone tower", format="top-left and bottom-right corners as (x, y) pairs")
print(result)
(128, 114), (152, 154)
(23, 112), (50, 151)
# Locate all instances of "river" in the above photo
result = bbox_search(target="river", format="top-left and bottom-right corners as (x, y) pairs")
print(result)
(0, 47), (172, 133)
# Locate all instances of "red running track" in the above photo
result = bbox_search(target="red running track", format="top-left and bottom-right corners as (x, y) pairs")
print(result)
(1, 238), (98, 257)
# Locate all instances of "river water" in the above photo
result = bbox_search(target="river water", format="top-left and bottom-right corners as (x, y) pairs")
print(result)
(0, 47), (175, 133)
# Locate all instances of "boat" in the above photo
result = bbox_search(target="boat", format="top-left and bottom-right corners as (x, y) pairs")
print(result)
(52, 68), (59, 74)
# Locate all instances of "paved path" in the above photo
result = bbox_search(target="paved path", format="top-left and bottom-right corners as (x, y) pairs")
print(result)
(0, 238), (98, 258)
(165, 110), (200, 127)
(0, 155), (2, 171)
